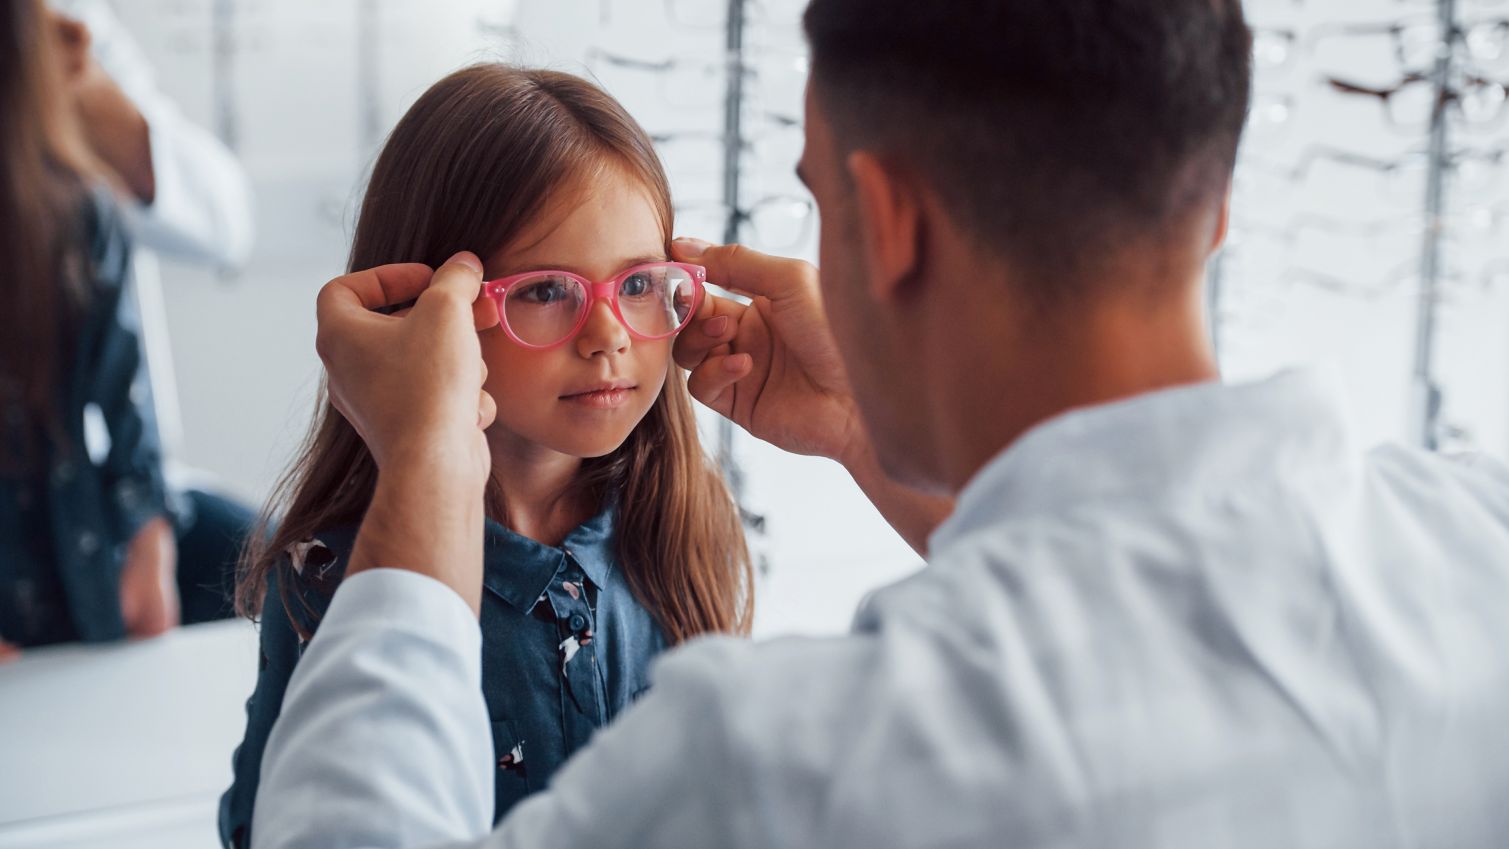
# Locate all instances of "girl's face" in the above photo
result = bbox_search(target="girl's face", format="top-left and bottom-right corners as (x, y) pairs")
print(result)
(479, 169), (672, 461)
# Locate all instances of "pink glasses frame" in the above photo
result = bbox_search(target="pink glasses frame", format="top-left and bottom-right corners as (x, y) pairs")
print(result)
(482, 261), (708, 350)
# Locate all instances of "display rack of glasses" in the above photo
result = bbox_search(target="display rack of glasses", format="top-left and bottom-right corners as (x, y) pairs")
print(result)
(577, 0), (814, 541)
(1216, 0), (1509, 453)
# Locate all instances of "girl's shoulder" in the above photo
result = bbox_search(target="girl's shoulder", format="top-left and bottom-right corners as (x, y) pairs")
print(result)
(267, 524), (361, 638)
(281, 524), (360, 595)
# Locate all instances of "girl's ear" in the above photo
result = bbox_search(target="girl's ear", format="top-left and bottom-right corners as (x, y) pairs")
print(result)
(846, 150), (923, 305)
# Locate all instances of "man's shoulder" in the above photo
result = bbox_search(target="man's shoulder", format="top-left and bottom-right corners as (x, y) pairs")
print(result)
(1366, 443), (1509, 509)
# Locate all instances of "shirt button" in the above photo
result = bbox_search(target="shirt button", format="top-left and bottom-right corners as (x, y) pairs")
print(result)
(52, 462), (75, 486)
(569, 613), (588, 633)
(78, 531), (100, 555)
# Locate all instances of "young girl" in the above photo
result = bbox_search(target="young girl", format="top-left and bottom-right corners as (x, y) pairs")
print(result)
(219, 64), (752, 849)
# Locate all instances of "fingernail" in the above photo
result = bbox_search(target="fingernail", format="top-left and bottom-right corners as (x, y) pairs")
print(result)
(724, 354), (749, 373)
(673, 237), (711, 258)
(446, 251), (483, 273)
(705, 315), (730, 337)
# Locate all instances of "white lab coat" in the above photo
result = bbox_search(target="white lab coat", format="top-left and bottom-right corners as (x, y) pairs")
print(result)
(255, 369), (1509, 848)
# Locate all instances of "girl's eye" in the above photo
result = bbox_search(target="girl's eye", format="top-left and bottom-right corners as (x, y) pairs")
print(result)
(620, 271), (660, 299)
(516, 278), (574, 305)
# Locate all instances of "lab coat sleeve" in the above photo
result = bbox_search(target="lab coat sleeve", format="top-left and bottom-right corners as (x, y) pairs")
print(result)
(253, 569), (748, 849)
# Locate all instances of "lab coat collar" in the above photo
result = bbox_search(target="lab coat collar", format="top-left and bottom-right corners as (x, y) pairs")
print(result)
(929, 368), (1355, 554)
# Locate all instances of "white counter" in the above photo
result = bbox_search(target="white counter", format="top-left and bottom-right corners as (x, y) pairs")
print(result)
(0, 620), (260, 849)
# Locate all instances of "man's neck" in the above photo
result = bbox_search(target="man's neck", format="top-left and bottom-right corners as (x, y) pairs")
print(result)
(932, 284), (1219, 493)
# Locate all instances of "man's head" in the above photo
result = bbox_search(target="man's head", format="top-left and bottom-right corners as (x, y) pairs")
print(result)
(796, 0), (1252, 491)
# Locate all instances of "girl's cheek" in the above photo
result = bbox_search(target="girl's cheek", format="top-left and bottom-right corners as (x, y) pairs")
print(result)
(637, 341), (673, 379)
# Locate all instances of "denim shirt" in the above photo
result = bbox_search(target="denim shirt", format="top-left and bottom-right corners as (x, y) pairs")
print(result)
(218, 504), (667, 849)
(0, 188), (169, 647)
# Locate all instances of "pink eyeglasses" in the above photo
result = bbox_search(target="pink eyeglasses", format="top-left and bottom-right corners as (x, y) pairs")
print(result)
(483, 261), (707, 350)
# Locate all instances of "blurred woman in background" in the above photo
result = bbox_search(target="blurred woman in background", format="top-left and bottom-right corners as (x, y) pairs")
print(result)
(0, 0), (177, 656)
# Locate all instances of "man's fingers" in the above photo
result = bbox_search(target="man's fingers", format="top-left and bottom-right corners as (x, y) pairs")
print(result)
(674, 294), (747, 370)
(672, 238), (816, 303)
(478, 389), (498, 430)
(315, 263), (436, 365)
(320, 262), (436, 313)
(416, 252), (485, 317)
(686, 352), (754, 410)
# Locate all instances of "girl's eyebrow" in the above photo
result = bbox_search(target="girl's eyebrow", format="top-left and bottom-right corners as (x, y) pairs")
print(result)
(502, 255), (670, 278)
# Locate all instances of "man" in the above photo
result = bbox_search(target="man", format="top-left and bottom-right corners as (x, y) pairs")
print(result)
(253, 1), (1509, 847)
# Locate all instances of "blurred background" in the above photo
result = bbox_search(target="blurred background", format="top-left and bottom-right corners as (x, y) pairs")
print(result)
(1, 0), (1506, 846)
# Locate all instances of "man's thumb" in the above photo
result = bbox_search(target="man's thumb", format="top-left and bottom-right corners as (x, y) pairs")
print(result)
(421, 251), (485, 312)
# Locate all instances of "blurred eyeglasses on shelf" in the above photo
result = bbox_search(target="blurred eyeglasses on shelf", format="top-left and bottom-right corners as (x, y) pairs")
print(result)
(675, 194), (815, 251)
(1247, 92), (1299, 144)
(1238, 143), (1507, 202)
(1229, 202), (1509, 254)
(661, 0), (815, 32)
(1326, 70), (1509, 129)
(586, 47), (809, 109)
(1279, 255), (1509, 302)
(1254, 27), (1302, 74)
(1310, 16), (1509, 75)
(651, 113), (804, 178)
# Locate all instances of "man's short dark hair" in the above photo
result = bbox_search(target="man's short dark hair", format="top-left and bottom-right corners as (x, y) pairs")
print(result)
(803, 0), (1253, 300)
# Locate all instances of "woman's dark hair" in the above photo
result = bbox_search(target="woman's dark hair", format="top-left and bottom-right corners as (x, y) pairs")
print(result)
(0, 0), (97, 464)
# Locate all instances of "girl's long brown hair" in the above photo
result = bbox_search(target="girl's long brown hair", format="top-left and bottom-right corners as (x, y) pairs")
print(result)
(238, 65), (752, 643)
(0, 0), (96, 465)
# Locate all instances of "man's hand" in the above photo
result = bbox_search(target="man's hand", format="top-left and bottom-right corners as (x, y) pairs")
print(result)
(315, 254), (499, 482)
(47, 11), (156, 203)
(119, 516), (179, 639)
(671, 239), (953, 555)
(314, 253), (500, 613)
(671, 239), (865, 465)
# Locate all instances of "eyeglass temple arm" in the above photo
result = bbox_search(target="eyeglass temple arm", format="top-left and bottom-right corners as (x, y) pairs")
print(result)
(1327, 77), (1396, 99)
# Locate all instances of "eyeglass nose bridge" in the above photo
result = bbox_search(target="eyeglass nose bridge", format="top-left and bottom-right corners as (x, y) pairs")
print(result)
(579, 280), (635, 341)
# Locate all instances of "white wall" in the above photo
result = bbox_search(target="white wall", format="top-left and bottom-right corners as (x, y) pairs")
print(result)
(1222, 1), (1509, 454)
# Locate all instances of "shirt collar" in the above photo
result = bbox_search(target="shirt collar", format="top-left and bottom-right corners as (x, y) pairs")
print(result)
(481, 502), (617, 612)
(929, 368), (1355, 554)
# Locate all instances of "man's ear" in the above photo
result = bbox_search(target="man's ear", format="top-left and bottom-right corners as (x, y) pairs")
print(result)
(846, 150), (922, 304)
(1212, 181), (1233, 252)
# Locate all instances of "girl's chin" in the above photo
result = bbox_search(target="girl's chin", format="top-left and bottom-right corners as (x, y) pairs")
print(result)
(488, 424), (636, 461)
(486, 396), (655, 460)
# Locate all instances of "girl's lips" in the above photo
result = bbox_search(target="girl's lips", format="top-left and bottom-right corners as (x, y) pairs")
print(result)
(561, 386), (636, 409)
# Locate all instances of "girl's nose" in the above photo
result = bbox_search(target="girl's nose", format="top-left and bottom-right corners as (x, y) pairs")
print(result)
(575, 298), (630, 358)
